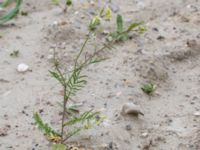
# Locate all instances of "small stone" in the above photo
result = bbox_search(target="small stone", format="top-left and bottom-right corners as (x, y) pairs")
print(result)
(47, 55), (54, 61)
(186, 5), (198, 12)
(125, 125), (132, 131)
(190, 101), (195, 105)
(193, 112), (200, 117)
(102, 30), (110, 35)
(53, 21), (58, 26)
(108, 142), (113, 149)
(17, 63), (29, 73)
(152, 27), (159, 32)
(196, 33), (200, 39)
(121, 103), (144, 116)
(157, 35), (165, 41)
(0, 7), (4, 12)
(90, 0), (95, 6)
(0, 78), (9, 83)
(141, 132), (148, 138)
(74, 11), (79, 15)
(0, 125), (10, 137)
(187, 39), (197, 48)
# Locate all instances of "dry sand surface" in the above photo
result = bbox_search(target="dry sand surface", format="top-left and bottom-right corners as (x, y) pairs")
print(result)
(1, 0), (200, 150)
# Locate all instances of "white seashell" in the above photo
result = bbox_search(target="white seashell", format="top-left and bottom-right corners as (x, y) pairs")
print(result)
(17, 63), (29, 73)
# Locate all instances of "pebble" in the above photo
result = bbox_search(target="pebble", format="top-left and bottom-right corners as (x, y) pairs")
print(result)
(17, 63), (29, 73)
(141, 132), (148, 138)
(53, 21), (58, 26)
(196, 33), (200, 39)
(74, 11), (79, 15)
(108, 142), (113, 149)
(90, 0), (95, 6)
(186, 5), (198, 12)
(157, 35), (165, 41)
(121, 103), (144, 116)
(47, 54), (54, 61)
(102, 30), (110, 35)
(193, 112), (200, 117)
(0, 125), (11, 137)
(125, 125), (132, 131)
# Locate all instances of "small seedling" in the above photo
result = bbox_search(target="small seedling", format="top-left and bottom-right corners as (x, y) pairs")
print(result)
(34, 29), (112, 148)
(33, 7), (145, 148)
(51, 0), (72, 12)
(10, 50), (19, 57)
(141, 83), (156, 95)
(88, 6), (112, 31)
(108, 14), (146, 42)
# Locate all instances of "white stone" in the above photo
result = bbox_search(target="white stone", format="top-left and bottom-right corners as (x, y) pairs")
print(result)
(193, 112), (200, 117)
(17, 63), (29, 73)
(47, 54), (54, 61)
(74, 11), (79, 15)
(53, 21), (58, 26)
(141, 132), (148, 138)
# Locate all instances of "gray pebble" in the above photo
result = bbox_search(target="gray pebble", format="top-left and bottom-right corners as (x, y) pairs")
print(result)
(125, 125), (132, 131)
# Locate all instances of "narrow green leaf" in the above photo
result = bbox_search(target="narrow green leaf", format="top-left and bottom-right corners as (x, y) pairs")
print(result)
(49, 70), (65, 85)
(90, 58), (108, 64)
(33, 112), (59, 136)
(63, 110), (98, 126)
(116, 14), (123, 33)
(0, 0), (23, 25)
(0, 0), (12, 8)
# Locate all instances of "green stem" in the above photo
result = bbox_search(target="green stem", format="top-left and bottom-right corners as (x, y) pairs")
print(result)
(60, 85), (67, 142)
(74, 32), (91, 68)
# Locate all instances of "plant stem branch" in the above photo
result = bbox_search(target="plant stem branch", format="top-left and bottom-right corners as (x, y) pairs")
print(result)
(60, 85), (67, 142)
(74, 32), (91, 68)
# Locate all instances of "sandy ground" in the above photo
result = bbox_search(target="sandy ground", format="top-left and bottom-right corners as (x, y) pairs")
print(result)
(1, 0), (200, 150)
